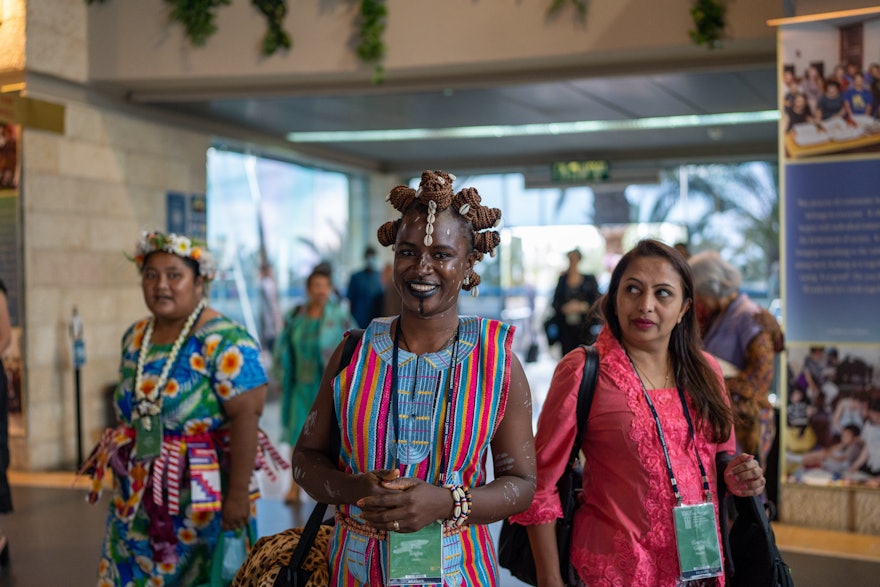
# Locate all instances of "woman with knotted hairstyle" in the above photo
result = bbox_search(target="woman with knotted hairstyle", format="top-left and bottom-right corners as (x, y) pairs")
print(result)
(83, 231), (287, 586)
(293, 170), (536, 585)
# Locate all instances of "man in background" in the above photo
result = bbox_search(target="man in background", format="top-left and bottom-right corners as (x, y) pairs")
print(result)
(346, 246), (384, 328)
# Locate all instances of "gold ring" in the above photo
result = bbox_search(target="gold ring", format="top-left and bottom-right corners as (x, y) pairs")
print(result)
(393, 520), (400, 532)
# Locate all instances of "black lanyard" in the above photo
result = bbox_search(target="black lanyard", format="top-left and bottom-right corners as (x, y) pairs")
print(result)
(627, 356), (712, 505)
(390, 320), (459, 476)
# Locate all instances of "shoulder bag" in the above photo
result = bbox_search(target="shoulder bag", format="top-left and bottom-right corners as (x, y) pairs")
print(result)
(498, 344), (600, 586)
(234, 329), (365, 587)
(715, 453), (794, 587)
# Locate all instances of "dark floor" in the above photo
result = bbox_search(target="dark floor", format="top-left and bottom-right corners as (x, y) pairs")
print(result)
(2, 482), (880, 587)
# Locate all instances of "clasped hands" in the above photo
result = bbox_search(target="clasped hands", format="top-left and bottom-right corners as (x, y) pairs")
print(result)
(356, 469), (451, 533)
(723, 453), (765, 497)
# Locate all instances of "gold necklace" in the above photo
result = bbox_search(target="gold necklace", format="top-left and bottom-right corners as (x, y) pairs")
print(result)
(632, 359), (670, 390)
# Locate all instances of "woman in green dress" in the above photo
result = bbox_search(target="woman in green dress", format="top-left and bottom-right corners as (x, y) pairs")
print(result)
(274, 265), (354, 502)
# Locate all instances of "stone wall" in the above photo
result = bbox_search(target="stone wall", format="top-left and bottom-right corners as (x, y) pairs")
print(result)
(17, 98), (210, 470)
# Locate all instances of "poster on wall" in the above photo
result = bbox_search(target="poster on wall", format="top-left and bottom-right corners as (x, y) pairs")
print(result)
(778, 9), (880, 489)
(166, 192), (208, 241)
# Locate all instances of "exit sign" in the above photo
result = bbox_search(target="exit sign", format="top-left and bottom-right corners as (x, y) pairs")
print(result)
(551, 160), (610, 183)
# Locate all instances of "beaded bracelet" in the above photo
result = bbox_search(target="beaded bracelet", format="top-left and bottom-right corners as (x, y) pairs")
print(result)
(445, 484), (472, 526)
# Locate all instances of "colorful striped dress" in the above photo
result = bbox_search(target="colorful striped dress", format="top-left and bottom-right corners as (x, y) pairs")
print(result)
(329, 316), (514, 586)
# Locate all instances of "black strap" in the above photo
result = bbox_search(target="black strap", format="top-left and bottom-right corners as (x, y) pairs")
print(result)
(568, 345), (600, 466)
(277, 328), (365, 586)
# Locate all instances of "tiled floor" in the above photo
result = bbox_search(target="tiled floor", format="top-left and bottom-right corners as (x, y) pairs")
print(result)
(1, 346), (879, 586)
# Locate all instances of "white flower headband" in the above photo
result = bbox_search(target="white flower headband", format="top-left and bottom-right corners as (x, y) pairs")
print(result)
(130, 230), (217, 281)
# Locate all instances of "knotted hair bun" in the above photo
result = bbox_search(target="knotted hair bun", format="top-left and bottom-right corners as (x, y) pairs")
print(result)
(377, 169), (503, 295)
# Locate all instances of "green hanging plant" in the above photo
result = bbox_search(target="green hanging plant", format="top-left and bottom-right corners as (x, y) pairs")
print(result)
(546, 0), (588, 21)
(163, 0), (231, 47)
(356, 0), (388, 84)
(252, 0), (292, 55)
(689, 0), (726, 49)
(86, 0), (291, 56)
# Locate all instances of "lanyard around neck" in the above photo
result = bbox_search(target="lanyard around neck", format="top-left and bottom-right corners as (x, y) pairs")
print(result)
(627, 355), (712, 505)
(390, 320), (459, 475)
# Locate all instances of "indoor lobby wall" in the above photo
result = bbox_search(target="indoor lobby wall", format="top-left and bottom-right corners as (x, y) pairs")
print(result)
(11, 0), (212, 470)
(87, 0), (782, 92)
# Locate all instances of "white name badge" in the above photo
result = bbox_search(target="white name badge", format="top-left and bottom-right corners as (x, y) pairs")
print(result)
(672, 502), (724, 581)
(386, 521), (443, 586)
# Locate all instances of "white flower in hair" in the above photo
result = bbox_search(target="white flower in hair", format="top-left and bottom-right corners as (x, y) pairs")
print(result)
(167, 234), (192, 256)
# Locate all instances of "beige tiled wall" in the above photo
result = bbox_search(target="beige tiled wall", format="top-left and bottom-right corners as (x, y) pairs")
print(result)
(15, 101), (210, 470)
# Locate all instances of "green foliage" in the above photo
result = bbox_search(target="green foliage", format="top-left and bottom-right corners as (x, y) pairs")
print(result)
(163, 0), (232, 47)
(252, 0), (292, 55)
(546, 0), (588, 21)
(87, 0), (291, 56)
(356, 0), (388, 84)
(689, 0), (726, 49)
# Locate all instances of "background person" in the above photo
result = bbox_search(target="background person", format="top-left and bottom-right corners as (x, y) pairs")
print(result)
(273, 265), (354, 503)
(346, 245), (384, 328)
(292, 170), (536, 585)
(511, 239), (764, 587)
(551, 248), (601, 354)
(689, 250), (782, 468)
(0, 278), (12, 567)
(83, 231), (286, 586)
(258, 261), (283, 354)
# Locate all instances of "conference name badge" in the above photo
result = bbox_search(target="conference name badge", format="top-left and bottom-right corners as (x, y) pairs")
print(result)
(386, 521), (443, 585)
(135, 414), (163, 460)
(672, 502), (723, 581)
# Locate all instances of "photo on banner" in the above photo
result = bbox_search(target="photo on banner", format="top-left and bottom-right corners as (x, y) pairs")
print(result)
(779, 8), (880, 491)
(779, 16), (880, 160)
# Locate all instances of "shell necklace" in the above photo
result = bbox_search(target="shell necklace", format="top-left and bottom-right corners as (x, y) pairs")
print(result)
(134, 298), (206, 423)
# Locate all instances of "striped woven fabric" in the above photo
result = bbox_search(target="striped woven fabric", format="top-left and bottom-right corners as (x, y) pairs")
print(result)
(330, 316), (514, 586)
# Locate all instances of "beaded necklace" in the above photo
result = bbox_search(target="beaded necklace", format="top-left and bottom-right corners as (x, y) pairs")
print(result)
(134, 298), (206, 425)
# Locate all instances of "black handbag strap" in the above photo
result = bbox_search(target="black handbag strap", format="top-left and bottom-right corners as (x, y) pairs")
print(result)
(568, 345), (600, 465)
(276, 329), (365, 586)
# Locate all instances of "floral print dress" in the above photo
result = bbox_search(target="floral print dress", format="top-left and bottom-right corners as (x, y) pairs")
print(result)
(87, 315), (286, 587)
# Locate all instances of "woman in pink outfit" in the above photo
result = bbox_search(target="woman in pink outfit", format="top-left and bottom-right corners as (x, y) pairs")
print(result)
(510, 239), (765, 586)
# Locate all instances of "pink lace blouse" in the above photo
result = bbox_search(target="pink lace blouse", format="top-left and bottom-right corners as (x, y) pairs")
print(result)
(510, 327), (735, 586)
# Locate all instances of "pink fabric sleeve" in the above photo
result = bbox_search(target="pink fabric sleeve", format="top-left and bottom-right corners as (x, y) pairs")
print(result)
(509, 348), (588, 526)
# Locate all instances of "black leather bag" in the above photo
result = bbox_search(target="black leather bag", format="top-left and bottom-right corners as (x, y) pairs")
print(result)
(726, 495), (794, 587)
(498, 345), (599, 586)
(716, 455), (794, 587)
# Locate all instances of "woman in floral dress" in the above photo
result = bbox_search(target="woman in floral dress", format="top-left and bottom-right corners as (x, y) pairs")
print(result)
(84, 231), (287, 587)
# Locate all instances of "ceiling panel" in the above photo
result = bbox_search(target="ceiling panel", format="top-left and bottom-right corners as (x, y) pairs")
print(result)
(155, 64), (779, 174)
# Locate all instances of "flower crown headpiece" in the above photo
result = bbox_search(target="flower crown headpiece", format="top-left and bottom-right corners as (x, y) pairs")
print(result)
(130, 230), (217, 281)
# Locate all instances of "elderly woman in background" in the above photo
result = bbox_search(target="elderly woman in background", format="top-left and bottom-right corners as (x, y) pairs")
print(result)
(689, 250), (782, 468)
(293, 170), (536, 585)
(83, 231), (286, 587)
(273, 265), (354, 503)
(513, 239), (764, 586)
